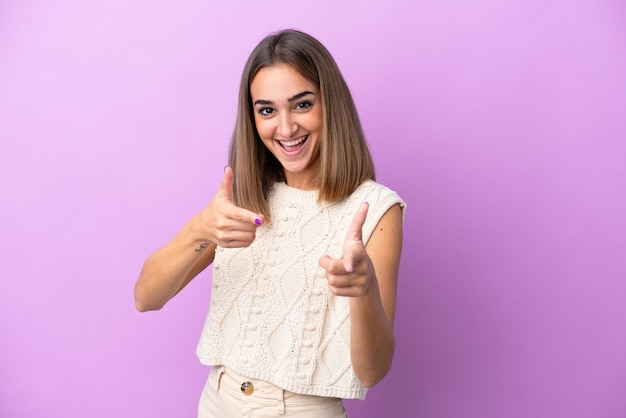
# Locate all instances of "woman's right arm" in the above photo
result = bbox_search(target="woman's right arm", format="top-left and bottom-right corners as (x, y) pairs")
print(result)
(134, 225), (217, 312)
(134, 167), (263, 312)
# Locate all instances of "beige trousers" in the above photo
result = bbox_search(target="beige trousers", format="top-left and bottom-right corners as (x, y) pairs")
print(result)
(198, 366), (348, 418)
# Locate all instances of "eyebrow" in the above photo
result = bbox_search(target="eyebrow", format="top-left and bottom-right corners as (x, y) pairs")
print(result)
(253, 90), (315, 106)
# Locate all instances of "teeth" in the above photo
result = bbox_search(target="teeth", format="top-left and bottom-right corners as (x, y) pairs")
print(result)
(281, 136), (307, 147)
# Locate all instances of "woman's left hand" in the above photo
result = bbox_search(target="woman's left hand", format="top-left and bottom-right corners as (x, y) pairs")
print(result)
(319, 202), (374, 297)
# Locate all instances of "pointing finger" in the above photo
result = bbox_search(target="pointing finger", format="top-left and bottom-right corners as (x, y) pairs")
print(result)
(346, 202), (369, 242)
(343, 202), (369, 271)
(219, 166), (235, 202)
(218, 167), (263, 225)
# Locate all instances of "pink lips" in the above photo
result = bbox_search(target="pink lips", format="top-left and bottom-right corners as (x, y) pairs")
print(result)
(277, 135), (308, 156)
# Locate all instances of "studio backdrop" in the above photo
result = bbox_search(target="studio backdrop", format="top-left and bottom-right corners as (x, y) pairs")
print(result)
(1, 0), (625, 417)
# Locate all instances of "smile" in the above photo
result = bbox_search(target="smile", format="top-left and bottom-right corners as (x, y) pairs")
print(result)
(278, 135), (308, 149)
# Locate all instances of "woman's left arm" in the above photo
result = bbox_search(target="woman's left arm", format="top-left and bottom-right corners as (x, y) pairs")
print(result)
(319, 202), (404, 388)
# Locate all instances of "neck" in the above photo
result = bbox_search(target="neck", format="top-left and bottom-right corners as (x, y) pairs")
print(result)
(284, 173), (318, 190)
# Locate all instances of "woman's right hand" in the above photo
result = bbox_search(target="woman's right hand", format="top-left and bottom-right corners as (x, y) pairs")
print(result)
(134, 167), (263, 311)
(192, 166), (263, 248)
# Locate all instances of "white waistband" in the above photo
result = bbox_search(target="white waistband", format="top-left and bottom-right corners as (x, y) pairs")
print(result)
(211, 366), (343, 406)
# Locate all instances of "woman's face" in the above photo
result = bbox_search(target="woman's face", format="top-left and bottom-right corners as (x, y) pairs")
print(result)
(250, 63), (323, 190)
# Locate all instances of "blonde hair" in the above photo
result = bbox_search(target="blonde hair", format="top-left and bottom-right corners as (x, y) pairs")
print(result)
(229, 29), (375, 219)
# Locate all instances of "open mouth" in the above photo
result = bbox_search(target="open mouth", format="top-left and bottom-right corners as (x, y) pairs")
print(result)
(278, 135), (308, 151)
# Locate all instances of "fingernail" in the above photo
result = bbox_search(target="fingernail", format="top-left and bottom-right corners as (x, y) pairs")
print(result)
(254, 218), (261, 225)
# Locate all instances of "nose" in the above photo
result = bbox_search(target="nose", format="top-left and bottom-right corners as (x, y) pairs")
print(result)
(277, 112), (298, 138)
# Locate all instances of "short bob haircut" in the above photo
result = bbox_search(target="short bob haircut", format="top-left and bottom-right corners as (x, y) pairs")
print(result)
(229, 29), (375, 219)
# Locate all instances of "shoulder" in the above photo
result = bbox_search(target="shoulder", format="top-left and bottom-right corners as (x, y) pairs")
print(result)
(353, 180), (406, 217)
(348, 180), (406, 244)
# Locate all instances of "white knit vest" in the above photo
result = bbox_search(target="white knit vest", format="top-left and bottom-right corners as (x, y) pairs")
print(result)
(196, 180), (406, 400)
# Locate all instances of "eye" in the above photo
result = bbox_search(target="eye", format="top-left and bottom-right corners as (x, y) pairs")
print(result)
(258, 107), (275, 117)
(295, 100), (312, 110)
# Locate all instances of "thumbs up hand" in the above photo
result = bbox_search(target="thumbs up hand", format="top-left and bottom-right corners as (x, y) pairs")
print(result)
(193, 167), (263, 248)
(319, 202), (374, 297)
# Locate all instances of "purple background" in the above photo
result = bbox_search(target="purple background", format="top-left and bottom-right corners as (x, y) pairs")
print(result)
(1, 0), (625, 417)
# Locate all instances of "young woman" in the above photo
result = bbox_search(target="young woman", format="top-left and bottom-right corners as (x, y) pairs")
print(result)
(135, 29), (406, 417)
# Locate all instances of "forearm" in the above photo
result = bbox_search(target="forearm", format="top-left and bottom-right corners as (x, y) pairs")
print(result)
(134, 168), (263, 312)
(349, 275), (395, 388)
(134, 224), (215, 312)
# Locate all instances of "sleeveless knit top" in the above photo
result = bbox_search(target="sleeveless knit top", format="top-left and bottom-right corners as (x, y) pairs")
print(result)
(196, 180), (406, 400)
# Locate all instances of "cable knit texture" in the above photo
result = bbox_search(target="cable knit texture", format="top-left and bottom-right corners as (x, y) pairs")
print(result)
(196, 180), (406, 400)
